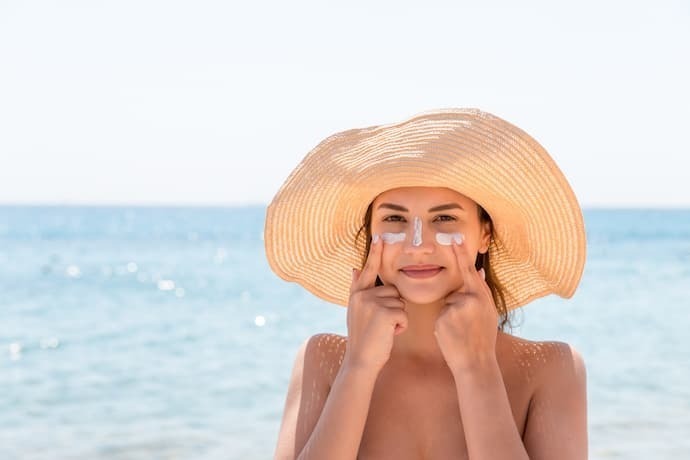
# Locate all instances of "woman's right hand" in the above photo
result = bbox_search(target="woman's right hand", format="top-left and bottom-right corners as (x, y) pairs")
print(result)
(344, 234), (408, 374)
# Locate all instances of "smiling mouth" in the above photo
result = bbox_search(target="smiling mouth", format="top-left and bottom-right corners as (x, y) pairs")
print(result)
(400, 265), (444, 279)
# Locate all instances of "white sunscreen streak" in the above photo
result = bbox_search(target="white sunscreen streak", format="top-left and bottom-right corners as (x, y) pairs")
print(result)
(435, 232), (465, 246)
(381, 232), (406, 244)
(412, 216), (422, 246)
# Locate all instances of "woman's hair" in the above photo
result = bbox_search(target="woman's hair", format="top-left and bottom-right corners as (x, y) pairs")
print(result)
(355, 201), (513, 331)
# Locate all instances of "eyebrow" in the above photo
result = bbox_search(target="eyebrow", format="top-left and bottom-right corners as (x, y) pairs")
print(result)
(376, 203), (465, 212)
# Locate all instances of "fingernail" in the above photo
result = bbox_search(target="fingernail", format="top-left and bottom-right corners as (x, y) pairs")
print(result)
(372, 234), (380, 244)
(479, 268), (486, 280)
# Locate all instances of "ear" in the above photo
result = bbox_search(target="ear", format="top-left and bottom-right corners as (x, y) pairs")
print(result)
(479, 220), (492, 253)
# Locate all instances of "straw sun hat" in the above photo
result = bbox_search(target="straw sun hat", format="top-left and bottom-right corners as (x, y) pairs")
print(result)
(264, 108), (586, 311)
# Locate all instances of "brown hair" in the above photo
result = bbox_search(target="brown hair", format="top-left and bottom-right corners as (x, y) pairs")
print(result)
(355, 202), (513, 331)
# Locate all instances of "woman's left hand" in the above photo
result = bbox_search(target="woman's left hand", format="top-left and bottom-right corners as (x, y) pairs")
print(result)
(434, 239), (498, 375)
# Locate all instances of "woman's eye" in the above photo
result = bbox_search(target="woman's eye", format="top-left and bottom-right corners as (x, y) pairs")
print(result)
(434, 215), (457, 223)
(383, 215), (406, 222)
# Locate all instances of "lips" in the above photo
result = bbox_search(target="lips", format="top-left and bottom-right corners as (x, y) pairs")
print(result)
(400, 265), (444, 279)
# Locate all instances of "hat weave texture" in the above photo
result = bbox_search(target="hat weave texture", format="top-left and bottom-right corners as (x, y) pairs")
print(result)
(265, 108), (586, 311)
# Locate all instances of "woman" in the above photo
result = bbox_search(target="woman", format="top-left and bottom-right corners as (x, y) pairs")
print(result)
(266, 109), (588, 459)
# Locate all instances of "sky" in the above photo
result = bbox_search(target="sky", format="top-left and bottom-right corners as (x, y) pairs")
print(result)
(1, 0), (688, 208)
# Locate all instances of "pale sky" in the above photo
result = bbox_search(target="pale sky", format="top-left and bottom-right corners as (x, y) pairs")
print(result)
(1, 0), (688, 208)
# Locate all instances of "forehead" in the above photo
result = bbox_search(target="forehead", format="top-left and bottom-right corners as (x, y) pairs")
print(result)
(372, 186), (477, 210)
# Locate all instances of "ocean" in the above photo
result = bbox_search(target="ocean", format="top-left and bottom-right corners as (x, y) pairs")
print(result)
(1, 206), (689, 459)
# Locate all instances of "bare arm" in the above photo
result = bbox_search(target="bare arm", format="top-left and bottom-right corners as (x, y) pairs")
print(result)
(295, 361), (377, 460)
(452, 357), (530, 460)
(275, 236), (406, 459)
(274, 334), (379, 460)
(452, 342), (587, 460)
(522, 343), (588, 460)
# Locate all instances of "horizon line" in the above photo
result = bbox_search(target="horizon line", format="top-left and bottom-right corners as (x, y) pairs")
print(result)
(1, 201), (689, 211)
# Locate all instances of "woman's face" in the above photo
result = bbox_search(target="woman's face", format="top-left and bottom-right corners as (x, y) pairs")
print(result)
(370, 186), (491, 305)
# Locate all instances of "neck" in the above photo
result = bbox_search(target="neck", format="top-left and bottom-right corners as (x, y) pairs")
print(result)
(390, 298), (447, 365)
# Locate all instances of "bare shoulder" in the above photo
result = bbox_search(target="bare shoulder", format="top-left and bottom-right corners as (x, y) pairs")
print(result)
(299, 333), (348, 388)
(497, 331), (586, 386)
(498, 332), (588, 459)
(274, 333), (348, 459)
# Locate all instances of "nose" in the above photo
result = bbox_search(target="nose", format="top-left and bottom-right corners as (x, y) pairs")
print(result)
(403, 217), (434, 255)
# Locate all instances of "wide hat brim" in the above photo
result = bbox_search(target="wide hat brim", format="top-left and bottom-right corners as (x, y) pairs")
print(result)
(265, 108), (586, 311)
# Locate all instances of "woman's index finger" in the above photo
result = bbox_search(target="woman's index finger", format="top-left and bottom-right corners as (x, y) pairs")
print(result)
(353, 234), (383, 290)
(451, 239), (480, 291)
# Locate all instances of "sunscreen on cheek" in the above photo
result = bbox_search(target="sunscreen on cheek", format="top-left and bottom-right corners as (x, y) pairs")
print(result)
(435, 232), (464, 246)
(381, 232), (406, 244)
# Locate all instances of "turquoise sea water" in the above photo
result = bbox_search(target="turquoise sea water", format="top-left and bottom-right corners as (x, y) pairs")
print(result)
(1, 206), (689, 459)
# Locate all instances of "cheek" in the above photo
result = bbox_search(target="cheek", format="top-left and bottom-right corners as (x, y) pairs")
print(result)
(378, 244), (401, 275)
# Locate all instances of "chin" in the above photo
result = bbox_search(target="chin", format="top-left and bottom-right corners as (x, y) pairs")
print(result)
(393, 285), (449, 305)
